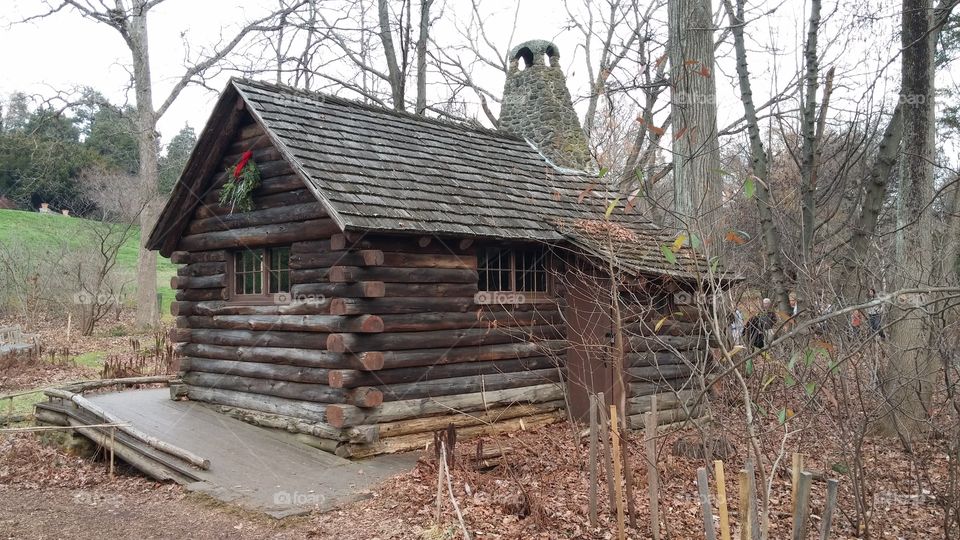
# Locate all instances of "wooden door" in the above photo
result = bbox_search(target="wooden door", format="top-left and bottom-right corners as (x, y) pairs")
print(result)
(563, 270), (615, 421)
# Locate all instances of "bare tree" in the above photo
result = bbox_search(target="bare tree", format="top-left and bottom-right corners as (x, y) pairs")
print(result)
(20, 0), (304, 328)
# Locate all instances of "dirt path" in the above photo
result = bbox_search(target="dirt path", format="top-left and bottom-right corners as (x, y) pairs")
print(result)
(0, 487), (307, 540)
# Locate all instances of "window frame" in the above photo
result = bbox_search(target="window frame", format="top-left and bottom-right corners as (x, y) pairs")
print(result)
(476, 245), (554, 304)
(227, 245), (291, 303)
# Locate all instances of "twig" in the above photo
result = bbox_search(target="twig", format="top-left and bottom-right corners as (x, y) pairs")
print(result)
(440, 441), (472, 540)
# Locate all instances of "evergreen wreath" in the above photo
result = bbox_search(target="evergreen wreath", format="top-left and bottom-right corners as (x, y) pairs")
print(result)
(219, 150), (261, 212)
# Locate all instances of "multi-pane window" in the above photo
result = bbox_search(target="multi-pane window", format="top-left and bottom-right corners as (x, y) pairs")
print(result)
(232, 246), (290, 298)
(477, 246), (548, 293)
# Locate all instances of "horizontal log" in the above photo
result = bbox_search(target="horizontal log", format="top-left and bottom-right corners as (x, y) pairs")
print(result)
(626, 405), (706, 430)
(170, 274), (225, 290)
(178, 218), (339, 251)
(186, 203), (327, 235)
(290, 239), (331, 254)
(207, 159), (294, 190)
(224, 135), (274, 159)
(175, 288), (227, 302)
(176, 262), (225, 277)
(378, 252), (477, 269)
(289, 268), (330, 283)
(627, 364), (695, 382)
(374, 340), (567, 370)
(623, 318), (705, 337)
(210, 403), (354, 441)
(629, 377), (698, 398)
(380, 283), (477, 298)
(328, 356), (559, 388)
(290, 250), (383, 269)
(627, 390), (700, 416)
(222, 145), (283, 168)
(178, 342), (382, 370)
(181, 314), (383, 333)
(371, 400), (564, 439)
(176, 328), (329, 349)
(337, 410), (563, 459)
(183, 372), (381, 407)
(376, 368), (561, 402)
(171, 250), (226, 265)
(329, 297), (476, 315)
(378, 310), (562, 332)
(181, 356), (331, 384)
(325, 382), (565, 428)
(330, 233), (473, 255)
(327, 324), (563, 352)
(238, 123), (265, 139)
(186, 385), (330, 424)
(624, 350), (700, 368)
(290, 282), (385, 299)
(193, 189), (316, 220)
(329, 266), (477, 284)
(627, 334), (708, 353)
(172, 299), (330, 317)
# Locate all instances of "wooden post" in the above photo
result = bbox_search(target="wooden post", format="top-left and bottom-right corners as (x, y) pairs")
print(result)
(598, 392), (616, 514)
(588, 395), (599, 527)
(715, 460), (731, 540)
(792, 471), (812, 540)
(109, 427), (115, 477)
(621, 428), (637, 528)
(791, 453), (805, 516)
(609, 405), (626, 540)
(820, 478), (839, 540)
(738, 469), (751, 540)
(645, 404), (661, 540)
(746, 459), (760, 540)
(697, 466), (718, 540)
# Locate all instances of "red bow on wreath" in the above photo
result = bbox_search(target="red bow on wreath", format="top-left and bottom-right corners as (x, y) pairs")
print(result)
(234, 150), (254, 179)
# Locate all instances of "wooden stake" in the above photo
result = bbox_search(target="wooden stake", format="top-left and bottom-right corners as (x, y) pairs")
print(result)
(820, 478), (839, 540)
(746, 459), (760, 540)
(598, 392), (616, 514)
(588, 395), (599, 527)
(109, 427), (115, 477)
(715, 460), (731, 540)
(697, 467), (718, 540)
(610, 405), (626, 540)
(792, 471), (812, 540)
(738, 469), (751, 540)
(621, 428), (637, 528)
(645, 404), (661, 540)
(791, 453), (805, 516)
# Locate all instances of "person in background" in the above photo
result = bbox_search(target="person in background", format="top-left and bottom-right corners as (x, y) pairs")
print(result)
(729, 308), (744, 346)
(851, 308), (864, 338)
(745, 298), (778, 351)
(866, 288), (886, 339)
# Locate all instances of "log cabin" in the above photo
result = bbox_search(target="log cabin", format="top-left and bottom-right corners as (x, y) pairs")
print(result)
(147, 40), (714, 458)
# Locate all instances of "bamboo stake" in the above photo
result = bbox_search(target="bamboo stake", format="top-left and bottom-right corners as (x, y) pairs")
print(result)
(610, 405), (626, 540)
(792, 471), (812, 540)
(598, 392), (616, 514)
(588, 395), (599, 527)
(697, 467), (718, 540)
(791, 453), (805, 516)
(715, 460), (731, 540)
(820, 478), (839, 540)
(738, 470), (751, 540)
(645, 403), (661, 540)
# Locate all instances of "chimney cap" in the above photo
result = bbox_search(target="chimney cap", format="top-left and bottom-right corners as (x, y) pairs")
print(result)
(508, 40), (560, 72)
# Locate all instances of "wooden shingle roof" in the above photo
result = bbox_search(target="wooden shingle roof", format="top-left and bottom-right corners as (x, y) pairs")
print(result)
(149, 79), (707, 279)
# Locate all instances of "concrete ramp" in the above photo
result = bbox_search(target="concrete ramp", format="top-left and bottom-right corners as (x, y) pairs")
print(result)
(38, 388), (417, 517)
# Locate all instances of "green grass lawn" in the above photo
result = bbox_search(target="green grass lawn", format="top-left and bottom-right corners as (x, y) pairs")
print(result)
(0, 209), (176, 317)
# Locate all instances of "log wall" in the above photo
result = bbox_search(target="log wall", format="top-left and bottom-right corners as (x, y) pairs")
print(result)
(171, 118), (567, 457)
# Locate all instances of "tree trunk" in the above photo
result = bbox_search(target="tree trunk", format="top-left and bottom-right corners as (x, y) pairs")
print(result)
(131, 7), (161, 328)
(724, 0), (791, 312)
(378, 0), (405, 110)
(415, 0), (433, 115)
(668, 0), (722, 245)
(798, 0), (822, 264)
(881, 0), (936, 441)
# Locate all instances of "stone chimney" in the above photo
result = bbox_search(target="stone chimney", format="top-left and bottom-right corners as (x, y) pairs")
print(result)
(499, 40), (593, 172)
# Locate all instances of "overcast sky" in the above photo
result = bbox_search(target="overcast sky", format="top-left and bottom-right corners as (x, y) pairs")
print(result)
(2, 0), (952, 165)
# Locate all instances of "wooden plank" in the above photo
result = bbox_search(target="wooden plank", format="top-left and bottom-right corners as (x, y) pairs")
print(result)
(738, 469), (750, 540)
(588, 395), (599, 527)
(715, 460), (732, 540)
(697, 467), (717, 540)
(792, 471), (812, 540)
(645, 397), (661, 540)
(820, 478), (839, 540)
(610, 405), (626, 540)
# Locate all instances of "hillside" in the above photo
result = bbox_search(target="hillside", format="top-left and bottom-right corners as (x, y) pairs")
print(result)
(0, 209), (176, 316)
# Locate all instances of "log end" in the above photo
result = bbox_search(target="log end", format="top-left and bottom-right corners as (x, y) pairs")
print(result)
(326, 405), (346, 428)
(330, 234), (347, 251)
(357, 314), (384, 333)
(328, 266), (350, 283)
(359, 250), (384, 266)
(349, 387), (383, 408)
(328, 370), (348, 388)
(327, 333), (347, 353)
(360, 281), (386, 298)
(169, 301), (193, 317)
(357, 351), (384, 371)
(170, 251), (191, 264)
(329, 298), (347, 316)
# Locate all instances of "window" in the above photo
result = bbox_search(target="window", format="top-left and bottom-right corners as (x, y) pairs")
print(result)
(477, 246), (548, 294)
(231, 246), (290, 299)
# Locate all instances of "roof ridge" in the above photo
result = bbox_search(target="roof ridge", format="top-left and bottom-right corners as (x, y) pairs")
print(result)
(230, 77), (524, 144)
